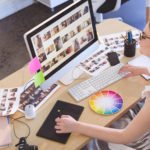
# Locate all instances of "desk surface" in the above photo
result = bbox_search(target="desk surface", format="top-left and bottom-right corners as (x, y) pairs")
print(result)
(1, 19), (149, 150)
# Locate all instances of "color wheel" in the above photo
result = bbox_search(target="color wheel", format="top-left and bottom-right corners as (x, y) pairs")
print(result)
(89, 90), (123, 115)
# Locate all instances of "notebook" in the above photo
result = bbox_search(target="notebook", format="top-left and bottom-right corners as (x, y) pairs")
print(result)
(0, 117), (12, 148)
(36, 100), (84, 144)
(128, 55), (150, 80)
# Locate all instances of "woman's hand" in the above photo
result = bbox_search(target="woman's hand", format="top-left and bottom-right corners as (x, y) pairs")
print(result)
(55, 115), (77, 133)
(119, 64), (148, 77)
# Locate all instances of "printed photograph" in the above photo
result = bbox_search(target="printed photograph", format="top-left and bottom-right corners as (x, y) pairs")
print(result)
(41, 63), (51, 73)
(74, 39), (80, 52)
(42, 31), (51, 41)
(38, 51), (47, 63)
(70, 30), (76, 38)
(62, 33), (71, 43)
(33, 34), (43, 50)
(77, 25), (82, 33)
(19, 82), (59, 111)
(65, 46), (73, 55)
(60, 20), (67, 30)
(54, 37), (63, 51)
(45, 44), (55, 55)
(83, 6), (89, 14)
(86, 28), (94, 41)
(80, 36), (87, 45)
(53, 25), (60, 34)
(56, 51), (66, 62)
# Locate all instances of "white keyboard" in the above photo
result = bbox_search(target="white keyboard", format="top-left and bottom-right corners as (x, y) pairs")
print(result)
(68, 63), (128, 101)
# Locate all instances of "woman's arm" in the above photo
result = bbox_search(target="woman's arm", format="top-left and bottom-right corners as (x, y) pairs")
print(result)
(55, 97), (150, 144)
(119, 64), (150, 77)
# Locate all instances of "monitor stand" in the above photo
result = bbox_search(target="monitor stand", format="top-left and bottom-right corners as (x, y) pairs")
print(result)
(59, 66), (84, 85)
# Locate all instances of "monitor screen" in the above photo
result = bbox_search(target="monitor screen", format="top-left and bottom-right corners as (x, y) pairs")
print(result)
(24, 0), (99, 86)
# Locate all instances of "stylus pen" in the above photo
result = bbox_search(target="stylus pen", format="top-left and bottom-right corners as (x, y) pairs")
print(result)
(57, 109), (62, 118)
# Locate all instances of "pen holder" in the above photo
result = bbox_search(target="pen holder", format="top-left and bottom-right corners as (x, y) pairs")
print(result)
(124, 39), (136, 57)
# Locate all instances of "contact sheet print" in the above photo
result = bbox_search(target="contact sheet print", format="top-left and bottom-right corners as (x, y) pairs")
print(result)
(19, 81), (60, 113)
(0, 81), (61, 116)
(79, 45), (123, 76)
(99, 30), (141, 52)
(0, 87), (23, 116)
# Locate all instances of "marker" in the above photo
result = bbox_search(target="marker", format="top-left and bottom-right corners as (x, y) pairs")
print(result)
(127, 31), (132, 43)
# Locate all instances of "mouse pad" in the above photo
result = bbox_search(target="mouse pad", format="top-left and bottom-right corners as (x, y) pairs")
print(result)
(36, 100), (84, 144)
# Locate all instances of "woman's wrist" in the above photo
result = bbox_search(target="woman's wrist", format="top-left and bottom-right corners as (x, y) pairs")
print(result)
(72, 121), (81, 133)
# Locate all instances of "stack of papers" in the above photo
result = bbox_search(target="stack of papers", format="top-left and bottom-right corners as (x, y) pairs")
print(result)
(0, 117), (12, 148)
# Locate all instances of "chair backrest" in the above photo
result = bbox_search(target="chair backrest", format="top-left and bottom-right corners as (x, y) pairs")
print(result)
(113, 0), (121, 11)
(92, 0), (127, 22)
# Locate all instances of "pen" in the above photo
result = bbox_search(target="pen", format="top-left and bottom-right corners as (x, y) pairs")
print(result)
(121, 34), (127, 40)
(7, 116), (10, 124)
(127, 31), (132, 43)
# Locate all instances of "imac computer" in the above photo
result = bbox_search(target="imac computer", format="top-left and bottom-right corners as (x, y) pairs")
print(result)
(24, 0), (100, 89)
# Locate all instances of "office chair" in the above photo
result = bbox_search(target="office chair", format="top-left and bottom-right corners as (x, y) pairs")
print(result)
(92, 0), (129, 22)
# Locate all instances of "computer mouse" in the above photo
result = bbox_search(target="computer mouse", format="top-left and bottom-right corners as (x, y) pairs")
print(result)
(24, 104), (36, 119)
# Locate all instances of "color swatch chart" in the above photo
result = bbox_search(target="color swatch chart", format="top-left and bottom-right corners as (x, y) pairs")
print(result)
(89, 90), (123, 115)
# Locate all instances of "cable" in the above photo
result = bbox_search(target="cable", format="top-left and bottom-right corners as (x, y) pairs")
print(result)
(23, 79), (34, 92)
(11, 116), (31, 139)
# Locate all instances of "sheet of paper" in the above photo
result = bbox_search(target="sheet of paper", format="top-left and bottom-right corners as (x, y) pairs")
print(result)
(0, 87), (23, 116)
(34, 71), (45, 88)
(128, 55), (150, 80)
(0, 117), (12, 147)
(99, 30), (141, 52)
(28, 57), (41, 74)
(79, 45), (123, 76)
(19, 80), (61, 112)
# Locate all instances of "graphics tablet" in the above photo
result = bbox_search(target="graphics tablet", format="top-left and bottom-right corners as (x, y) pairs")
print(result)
(36, 100), (84, 144)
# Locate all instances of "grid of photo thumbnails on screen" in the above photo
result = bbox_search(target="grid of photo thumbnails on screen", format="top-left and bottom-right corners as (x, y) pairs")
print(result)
(31, 1), (94, 77)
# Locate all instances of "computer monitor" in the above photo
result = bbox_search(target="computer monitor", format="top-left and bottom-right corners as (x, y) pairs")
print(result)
(24, 0), (100, 89)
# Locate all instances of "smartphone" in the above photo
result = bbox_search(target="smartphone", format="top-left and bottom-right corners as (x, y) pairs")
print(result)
(107, 52), (120, 66)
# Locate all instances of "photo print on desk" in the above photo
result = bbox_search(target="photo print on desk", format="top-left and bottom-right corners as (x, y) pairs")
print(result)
(19, 80), (60, 113)
(0, 87), (23, 116)
(99, 30), (141, 52)
(79, 45), (123, 76)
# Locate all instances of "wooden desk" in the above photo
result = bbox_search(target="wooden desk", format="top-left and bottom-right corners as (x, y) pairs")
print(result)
(1, 19), (149, 150)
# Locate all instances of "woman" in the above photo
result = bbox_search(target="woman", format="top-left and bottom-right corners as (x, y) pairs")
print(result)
(55, 22), (150, 149)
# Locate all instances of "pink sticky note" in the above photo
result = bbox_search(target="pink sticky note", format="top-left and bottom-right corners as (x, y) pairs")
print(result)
(28, 57), (41, 74)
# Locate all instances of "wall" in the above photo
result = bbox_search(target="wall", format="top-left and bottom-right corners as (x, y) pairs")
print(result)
(0, 0), (34, 20)
(103, 0), (146, 30)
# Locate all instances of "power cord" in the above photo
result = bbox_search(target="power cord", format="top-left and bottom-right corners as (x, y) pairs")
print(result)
(11, 116), (38, 150)
(11, 116), (30, 139)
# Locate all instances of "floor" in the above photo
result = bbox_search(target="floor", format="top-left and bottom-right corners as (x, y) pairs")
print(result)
(0, 1), (73, 80)
(0, 3), (52, 80)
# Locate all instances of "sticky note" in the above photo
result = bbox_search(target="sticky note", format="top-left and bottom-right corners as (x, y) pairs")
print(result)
(29, 57), (41, 74)
(34, 71), (45, 88)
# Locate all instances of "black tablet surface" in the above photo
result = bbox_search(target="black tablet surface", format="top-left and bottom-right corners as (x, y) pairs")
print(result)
(36, 100), (84, 144)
